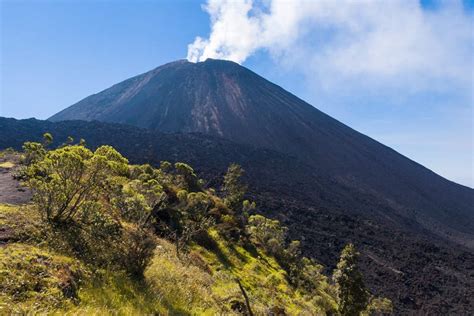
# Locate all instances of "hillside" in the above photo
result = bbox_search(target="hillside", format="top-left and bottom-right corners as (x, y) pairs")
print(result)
(0, 142), (394, 314)
(49, 59), (474, 249)
(1, 117), (473, 314)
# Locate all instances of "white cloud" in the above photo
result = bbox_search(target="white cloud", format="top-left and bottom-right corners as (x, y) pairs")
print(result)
(187, 0), (473, 91)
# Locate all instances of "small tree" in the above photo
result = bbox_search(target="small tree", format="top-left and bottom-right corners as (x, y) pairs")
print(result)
(111, 176), (165, 226)
(42, 132), (53, 147)
(21, 142), (46, 166)
(174, 162), (200, 191)
(175, 216), (214, 258)
(332, 244), (369, 316)
(291, 256), (325, 293)
(25, 142), (159, 278)
(247, 214), (287, 256)
(27, 145), (128, 224)
(171, 191), (214, 258)
(223, 163), (247, 211)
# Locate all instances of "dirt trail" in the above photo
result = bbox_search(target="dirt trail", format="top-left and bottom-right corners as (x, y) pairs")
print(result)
(0, 155), (31, 205)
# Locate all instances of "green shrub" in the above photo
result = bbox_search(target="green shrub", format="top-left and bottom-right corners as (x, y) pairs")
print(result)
(246, 214), (287, 256)
(27, 145), (128, 224)
(21, 142), (46, 166)
(174, 162), (200, 191)
(24, 143), (157, 277)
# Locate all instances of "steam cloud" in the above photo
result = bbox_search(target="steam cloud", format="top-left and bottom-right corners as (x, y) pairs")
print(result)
(187, 0), (472, 88)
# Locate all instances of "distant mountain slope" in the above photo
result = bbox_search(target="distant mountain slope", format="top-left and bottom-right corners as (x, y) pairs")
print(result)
(1, 117), (473, 314)
(49, 59), (473, 245)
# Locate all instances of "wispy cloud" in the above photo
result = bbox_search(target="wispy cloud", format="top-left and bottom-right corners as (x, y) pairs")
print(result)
(187, 0), (473, 93)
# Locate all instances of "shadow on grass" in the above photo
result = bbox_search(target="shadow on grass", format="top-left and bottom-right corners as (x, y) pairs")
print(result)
(86, 272), (193, 315)
(195, 230), (233, 269)
(242, 242), (276, 269)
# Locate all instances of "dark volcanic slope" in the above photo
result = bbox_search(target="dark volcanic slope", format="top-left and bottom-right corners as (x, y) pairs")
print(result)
(1, 117), (473, 314)
(49, 59), (473, 247)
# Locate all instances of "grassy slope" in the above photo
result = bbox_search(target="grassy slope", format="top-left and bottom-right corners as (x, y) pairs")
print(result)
(0, 148), (337, 314)
(0, 203), (335, 315)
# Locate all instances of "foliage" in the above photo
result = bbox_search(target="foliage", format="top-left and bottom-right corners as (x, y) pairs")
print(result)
(242, 199), (256, 217)
(27, 145), (128, 224)
(21, 142), (46, 166)
(174, 162), (200, 191)
(246, 215), (327, 297)
(196, 229), (337, 314)
(0, 140), (391, 314)
(24, 143), (156, 277)
(110, 175), (164, 226)
(247, 214), (287, 256)
(332, 244), (370, 316)
(42, 132), (53, 147)
(364, 297), (393, 315)
(288, 252), (326, 293)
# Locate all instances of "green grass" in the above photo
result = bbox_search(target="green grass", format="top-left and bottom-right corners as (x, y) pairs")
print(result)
(145, 239), (218, 315)
(0, 204), (42, 243)
(0, 202), (336, 314)
(0, 243), (87, 314)
(66, 272), (169, 316)
(65, 231), (336, 315)
(192, 229), (337, 314)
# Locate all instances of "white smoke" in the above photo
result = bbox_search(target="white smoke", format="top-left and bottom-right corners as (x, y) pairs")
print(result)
(187, 0), (472, 87)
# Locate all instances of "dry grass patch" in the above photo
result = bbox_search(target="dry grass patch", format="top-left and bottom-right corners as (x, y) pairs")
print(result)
(0, 162), (14, 169)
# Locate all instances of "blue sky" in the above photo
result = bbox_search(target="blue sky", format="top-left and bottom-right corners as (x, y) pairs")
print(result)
(1, 0), (473, 187)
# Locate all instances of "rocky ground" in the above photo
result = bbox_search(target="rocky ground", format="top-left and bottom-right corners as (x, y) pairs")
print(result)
(0, 154), (31, 205)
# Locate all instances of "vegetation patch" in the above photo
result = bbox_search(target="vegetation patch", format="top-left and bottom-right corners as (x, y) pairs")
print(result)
(195, 229), (336, 314)
(0, 133), (391, 315)
(0, 204), (42, 243)
(0, 243), (86, 314)
(145, 238), (217, 314)
(67, 272), (167, 315)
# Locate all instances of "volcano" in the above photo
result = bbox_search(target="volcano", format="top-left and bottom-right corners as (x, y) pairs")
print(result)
(49, 59), (473, 248)
(1, 58), (473, 313)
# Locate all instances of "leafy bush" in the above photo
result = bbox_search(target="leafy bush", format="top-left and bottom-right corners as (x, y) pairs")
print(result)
(24, 143), (158, 277)
(110, 177), (164, 226)
(174, 162), (200, 191)
(21, 142), (46, 166)
(27, 145), (128, 224)
(247, 214), (287, 256)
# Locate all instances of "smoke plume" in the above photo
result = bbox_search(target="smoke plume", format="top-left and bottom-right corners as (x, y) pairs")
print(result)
(187, 0), (472, 88)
